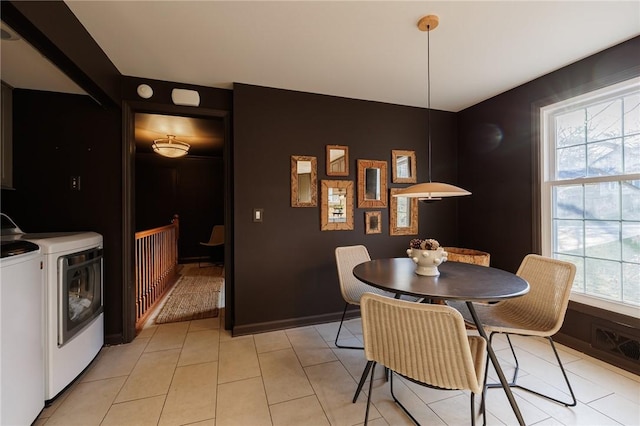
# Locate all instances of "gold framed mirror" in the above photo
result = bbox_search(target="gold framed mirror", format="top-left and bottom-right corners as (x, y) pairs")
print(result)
(321, 180), (354, 231)
(291, 155), (317, 207)
(357, 159), (387, 208)
(391, 150), (417, 183)
(390, 188), (418, 235)
(365, 211), (382, 234)
(326, 145), (349, 176)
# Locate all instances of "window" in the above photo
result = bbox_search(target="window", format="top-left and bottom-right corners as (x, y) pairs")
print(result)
(540, 77), (640, 318)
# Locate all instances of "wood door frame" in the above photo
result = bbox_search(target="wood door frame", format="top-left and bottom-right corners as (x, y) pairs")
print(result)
(122, 100), (233, 342)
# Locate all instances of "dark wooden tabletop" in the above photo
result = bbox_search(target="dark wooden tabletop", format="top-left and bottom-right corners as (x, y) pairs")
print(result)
(353, 258), (529, 302)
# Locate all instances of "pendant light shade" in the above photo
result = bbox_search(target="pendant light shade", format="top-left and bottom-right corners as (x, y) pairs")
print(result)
(396, 15), (470, 200)
(395, 182), (471, 201)
(152, 135), (190, 158)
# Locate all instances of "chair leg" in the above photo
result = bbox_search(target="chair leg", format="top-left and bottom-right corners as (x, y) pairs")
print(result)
(486, 334), (577, 407)
(505, 334), (520, 384)
(335, 302), (364, 350)
(469, 390), (487, 426)
(481, 366), (487, 425)
(470, 392), (476, 426)
(353, 360), (374, 403)
(389, 372), (421, 425)
(364, 362), (377, 425)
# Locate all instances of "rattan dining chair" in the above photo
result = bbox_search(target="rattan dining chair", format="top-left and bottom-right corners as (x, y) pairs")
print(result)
(334, 245), (395, 349)
(359, 292), (487, 426)
(449, 254), (577, 406)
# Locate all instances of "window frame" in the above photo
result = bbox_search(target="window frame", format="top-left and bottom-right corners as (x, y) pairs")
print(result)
(539, 76), (640, 318)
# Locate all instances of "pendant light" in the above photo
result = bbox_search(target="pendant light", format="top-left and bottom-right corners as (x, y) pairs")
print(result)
(152, 135), (190, 158)
(394, 15), (470, 201)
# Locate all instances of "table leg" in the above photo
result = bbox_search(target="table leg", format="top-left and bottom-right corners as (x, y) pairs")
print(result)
(466, 301), (526, 426)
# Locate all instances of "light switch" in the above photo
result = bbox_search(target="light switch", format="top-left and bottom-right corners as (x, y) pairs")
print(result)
(70, 176), (81, 191)
(253, 208), (263, 222)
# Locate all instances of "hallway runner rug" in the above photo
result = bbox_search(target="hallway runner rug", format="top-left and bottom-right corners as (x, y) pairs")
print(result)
(155, 266), (223, 324)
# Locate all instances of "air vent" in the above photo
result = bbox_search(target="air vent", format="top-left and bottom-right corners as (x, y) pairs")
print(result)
(592, 325), (640, 362)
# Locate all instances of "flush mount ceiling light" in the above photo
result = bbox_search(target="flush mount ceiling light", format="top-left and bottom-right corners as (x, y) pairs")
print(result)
(394, 15), (470, 202)
(152, 135), (190, 158)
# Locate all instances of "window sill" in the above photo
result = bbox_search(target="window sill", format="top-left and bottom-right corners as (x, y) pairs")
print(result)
(570, 293), (639, 319)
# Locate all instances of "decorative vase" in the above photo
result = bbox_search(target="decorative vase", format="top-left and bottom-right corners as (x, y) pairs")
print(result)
(407, 247), (448, 276)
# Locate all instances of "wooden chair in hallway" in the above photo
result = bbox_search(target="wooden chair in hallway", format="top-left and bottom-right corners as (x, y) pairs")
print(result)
(199, 225), (224, 267)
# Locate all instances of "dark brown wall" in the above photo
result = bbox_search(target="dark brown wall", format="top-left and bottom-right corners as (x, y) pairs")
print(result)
(457, 36), (640, 273)
(457, 36), (640, 374)
(1, 89), (123, 340)
(136, 153), (224, 262)
(232, 84), (462, 333)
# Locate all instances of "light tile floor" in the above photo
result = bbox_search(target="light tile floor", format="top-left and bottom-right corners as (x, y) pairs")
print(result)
(35, 309), (640, 425)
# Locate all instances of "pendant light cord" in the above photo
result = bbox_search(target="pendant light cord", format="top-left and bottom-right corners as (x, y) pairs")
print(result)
(427, 24), (432, 183)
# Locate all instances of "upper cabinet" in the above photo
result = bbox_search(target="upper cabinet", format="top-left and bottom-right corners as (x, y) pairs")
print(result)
(1, 82), (13, 189)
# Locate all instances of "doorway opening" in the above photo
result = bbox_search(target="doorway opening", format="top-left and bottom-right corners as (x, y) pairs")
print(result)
(122, 101), (233, 343)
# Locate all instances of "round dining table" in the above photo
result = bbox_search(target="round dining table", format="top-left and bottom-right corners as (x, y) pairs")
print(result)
(353, 257), (530, 426)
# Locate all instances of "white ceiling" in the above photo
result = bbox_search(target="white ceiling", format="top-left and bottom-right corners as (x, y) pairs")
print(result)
(2, 1), (639, 113)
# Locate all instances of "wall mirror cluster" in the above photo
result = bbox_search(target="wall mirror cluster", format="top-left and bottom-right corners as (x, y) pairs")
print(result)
(392, 150), (417, 183)
(321, 180), (354, 231)
(357, 159), (387, 208)
(290, 148), (418, 235)
(291, 155), (317, 207)
(326, 145), (349, 176)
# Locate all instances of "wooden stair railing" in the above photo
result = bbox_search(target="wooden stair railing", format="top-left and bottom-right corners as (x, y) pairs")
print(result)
(134, 214), (180, 330)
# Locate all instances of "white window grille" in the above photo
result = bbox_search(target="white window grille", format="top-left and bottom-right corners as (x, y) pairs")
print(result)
(540, 77), (640, 318)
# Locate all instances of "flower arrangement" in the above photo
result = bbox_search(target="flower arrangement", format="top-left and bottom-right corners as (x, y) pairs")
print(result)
(409, 238), (441, 250)
(407, 238), (447, 276)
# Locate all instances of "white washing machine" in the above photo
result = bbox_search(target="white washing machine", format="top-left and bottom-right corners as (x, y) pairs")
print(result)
(24, 232), (104, 402)
(0, 239), (45, 425)
(1, 214), (104, 402)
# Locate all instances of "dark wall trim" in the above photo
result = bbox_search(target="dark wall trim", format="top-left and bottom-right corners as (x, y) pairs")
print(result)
(232, 308), (361, 337)
(121, 101), (137, 343)
(2, 1), (122, 107)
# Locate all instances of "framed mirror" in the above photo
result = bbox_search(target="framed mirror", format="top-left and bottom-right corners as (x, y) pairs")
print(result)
(326, 145), (349, 176)
(390, 188), (418, 235)
(291, 155), (317, 207)
(321, 180), (354, 231)
(365, 211), (382, 234)
(357, 159), (387, 208)
(391, 150), (417, 183)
